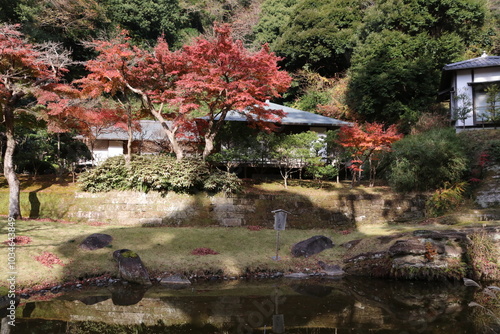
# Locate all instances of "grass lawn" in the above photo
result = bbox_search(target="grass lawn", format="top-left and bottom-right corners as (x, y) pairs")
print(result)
(0, 216), (480, 290)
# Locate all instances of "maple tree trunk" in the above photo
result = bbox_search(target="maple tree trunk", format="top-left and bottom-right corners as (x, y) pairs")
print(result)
(3, 106), (22, 219)
(162, 125), (184, 160)
(126, 117), (133, 166)
(203, 133), (217, 160)
(150, 109), (184, 160)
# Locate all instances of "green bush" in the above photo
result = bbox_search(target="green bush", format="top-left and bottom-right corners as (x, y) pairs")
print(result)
(426, 182), (467, 217)
(387, 128), (469, 192)
(488, 139), (500, 164)
(79, 155), (241, 194)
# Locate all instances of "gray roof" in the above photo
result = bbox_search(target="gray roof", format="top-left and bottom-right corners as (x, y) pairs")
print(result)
(443, 55), (500, 71)
(94, 120), (167, 141)
(219, 102), (352, 127)
(93, 103), (351, 140)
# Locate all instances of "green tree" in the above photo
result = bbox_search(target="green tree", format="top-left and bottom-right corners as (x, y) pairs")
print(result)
(486, 84), (500, 128)
(272, 0), (364, 75)
(103, 0), (185, 45)
(13, 127), (91, 177)
(452, 89), (473, 130)
(348, 0), (488, 129)
(208, 122), (261, 174)
(269, 131), (326, 188)
(387, 128), (469, 192)
(253, 0), (297, 47)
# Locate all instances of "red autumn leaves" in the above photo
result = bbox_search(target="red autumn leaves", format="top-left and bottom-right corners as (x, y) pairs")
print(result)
(338, 122), (402, 186)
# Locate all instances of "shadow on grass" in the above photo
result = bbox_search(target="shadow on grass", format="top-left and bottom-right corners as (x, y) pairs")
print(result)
(2, 184), (430, 332)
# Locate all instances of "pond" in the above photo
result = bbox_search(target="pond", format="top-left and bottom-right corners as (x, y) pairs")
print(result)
(2, 276), (499, 334)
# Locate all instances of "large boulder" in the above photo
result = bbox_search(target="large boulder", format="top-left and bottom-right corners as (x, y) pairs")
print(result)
(79, 233), (113, 250)
(343, 227), (500, 281)
(113, 249), (152, 285)
(291, 235), (334, 257)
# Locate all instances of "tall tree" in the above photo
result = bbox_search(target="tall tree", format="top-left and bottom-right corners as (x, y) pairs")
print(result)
(75, 24), (291, 160)
(272, 0), (365, 75)
(0, 24), (70, 218)
(347, 0), (488, 129)
(164, 23), (292, 159)
(104, 0), (184, 45)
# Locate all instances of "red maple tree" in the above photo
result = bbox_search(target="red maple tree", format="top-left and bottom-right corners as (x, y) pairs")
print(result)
(163, 23), (292, 159)
(338, 122), (402, 186)
(0, 24), (72, 218)
(76, 24), (292, 160)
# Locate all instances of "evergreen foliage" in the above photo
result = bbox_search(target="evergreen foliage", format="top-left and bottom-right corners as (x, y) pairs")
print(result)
(387, 128), (469, 191)
(79, 155), (242, 194)
(271, 0), (364, 75)
(347, 0), (488, 128)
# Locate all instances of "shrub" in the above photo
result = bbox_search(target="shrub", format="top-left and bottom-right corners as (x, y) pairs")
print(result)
(387, 128), (469, 192)
(467, 231), (500, 282)
(426, 182), (466, 217)
(203, 169), (243, 195)
(78, 156), (130, 192)
(488, 139), (500, 164)
(79, 155), (241, 194)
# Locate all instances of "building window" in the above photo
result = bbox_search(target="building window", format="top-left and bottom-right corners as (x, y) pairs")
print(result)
(473, 83), (500, 124)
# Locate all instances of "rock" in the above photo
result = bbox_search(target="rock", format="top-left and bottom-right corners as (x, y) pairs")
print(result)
(317, 261), (345, 276)
(79, 233), (113, 250)
(113, 249), (152, 285)
(341, 239), (361, 249)
(159, 274), (191, 287)
(291, 235), (334, 258)
(284, 272), (310, 279)
(389, 239), (426, 256)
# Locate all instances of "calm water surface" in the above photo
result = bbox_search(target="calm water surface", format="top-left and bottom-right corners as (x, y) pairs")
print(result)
(2, 277), (499, 333)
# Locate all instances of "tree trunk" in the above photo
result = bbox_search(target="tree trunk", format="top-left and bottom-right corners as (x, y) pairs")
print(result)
(126, 115), (133, 166)
(164, 127), (184, 160)
(4, 107), (22, 219)
(203, 132), (217, 160)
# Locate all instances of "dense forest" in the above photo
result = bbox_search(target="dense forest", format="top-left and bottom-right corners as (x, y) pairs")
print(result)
(2, 0), (500, 222)
(2, 0), (500, 131)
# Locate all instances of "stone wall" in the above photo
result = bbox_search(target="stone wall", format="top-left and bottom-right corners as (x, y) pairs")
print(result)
(65, 190), (428, 228)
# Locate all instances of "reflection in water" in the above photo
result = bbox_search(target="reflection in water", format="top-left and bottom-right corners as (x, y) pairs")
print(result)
(7, 277), (500, 333)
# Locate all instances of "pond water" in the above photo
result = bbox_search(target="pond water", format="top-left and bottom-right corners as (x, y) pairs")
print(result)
(2, 276), (499, 334)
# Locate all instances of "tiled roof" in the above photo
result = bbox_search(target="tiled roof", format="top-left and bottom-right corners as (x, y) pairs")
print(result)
(443, 55), (500, 71)
(92, 103), (351, 140)
(220, 102), (352, 127)
(94, 120), (166, 141)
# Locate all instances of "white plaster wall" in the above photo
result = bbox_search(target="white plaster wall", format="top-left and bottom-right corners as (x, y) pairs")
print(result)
(92, 140), (124, 164)
(455, 70), (475, 126)
(473, 67), (500, 82)
(108, 140), (124, 156)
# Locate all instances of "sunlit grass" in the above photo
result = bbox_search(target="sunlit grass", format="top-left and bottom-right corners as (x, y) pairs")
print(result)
(1, 216), (483, 290)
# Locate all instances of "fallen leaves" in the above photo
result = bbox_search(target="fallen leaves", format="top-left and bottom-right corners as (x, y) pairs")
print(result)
(34, 252), (65, 268)
(191, 248), (219, 255)
(3, 235), (32, 245)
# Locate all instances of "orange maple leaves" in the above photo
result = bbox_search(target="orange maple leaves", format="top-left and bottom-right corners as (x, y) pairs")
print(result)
(338, 122), (403, 185)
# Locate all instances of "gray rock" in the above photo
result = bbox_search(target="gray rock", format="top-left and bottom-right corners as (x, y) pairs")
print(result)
(318, 261), (345, 276)
(389, 239), (426, 256)
(284, 272), (310, 279)
(341, 239), (361, 249)
(79, 233), (112, 250)
(113, 249), (152, 285)
(159, 274), (191, 286)
(291, 235), (334, 258)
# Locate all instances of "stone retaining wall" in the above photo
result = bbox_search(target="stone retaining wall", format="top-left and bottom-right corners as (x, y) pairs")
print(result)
(66, 191), (428, 228)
